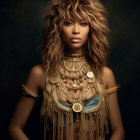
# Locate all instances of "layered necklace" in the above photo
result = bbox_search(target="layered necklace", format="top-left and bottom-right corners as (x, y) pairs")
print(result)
(57, 53), (96, 113)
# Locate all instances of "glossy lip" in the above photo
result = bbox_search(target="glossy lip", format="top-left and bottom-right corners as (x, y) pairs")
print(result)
(71, 37), (81, 40)
(71, 37), (81, 43)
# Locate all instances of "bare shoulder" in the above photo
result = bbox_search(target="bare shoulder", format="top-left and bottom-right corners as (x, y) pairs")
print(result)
(25, 64), (45, 90)
(30, 64), (45, 77)
(102, 66), (116, 88)
(102, 66), (114, 79)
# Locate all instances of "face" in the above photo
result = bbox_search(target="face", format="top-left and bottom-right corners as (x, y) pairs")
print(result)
(61, 19), (89, 53)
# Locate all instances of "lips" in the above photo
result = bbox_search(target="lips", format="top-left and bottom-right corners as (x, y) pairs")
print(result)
(71, 37), (81, 43)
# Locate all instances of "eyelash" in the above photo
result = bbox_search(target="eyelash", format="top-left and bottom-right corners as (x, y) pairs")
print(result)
(64, 22), (88, 26)
(64, 22), (72, 26)
(80, 23), (88, 26)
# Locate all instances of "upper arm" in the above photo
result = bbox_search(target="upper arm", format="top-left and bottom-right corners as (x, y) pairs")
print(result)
(102, 66), (116, 89)
(102, 67), (124, 133)
(24, 64), (45, 95)
(9, 64), (45, 129)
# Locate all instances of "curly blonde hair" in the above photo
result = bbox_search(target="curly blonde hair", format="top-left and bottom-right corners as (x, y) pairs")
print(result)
(41, 0), (110, 78)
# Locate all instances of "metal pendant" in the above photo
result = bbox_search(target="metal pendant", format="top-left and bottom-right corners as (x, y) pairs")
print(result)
(88, 79), (94, 83)
(87, 71), (94, 83)
(72, 103), (83, 112)
(49, 76), (59, 84)
(87, 71), (94, 78)
(46, 83), (51, 93)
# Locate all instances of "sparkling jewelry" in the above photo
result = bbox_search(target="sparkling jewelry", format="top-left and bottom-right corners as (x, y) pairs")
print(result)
(52, 53), (97, 113)
(59, 54), (91, 93)
(57, 79), (91, 112)
(72, 103), (83, 112)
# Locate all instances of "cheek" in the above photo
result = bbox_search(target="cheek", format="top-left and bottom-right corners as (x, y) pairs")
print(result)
(61, 27), (70, 38)
(61, 29), (70, 44)
(61, 29), (66, 41)
(83, 29), (89, 40)
(61, 33), (67, 43)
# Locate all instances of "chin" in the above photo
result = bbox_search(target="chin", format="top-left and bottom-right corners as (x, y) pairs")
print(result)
(70, 43), (84, 48)
(64, 42), (85, 52)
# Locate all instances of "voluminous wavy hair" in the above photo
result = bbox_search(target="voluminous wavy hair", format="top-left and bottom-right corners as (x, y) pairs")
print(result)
(41, 0), (110, 79)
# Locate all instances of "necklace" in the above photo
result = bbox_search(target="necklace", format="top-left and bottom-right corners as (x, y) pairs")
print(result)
(57, 53), (96, 112)
(59, 54), (90, 92)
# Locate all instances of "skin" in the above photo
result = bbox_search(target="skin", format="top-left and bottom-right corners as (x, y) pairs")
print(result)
(61, 19), (89, 54)
(8, 19), (125, 140)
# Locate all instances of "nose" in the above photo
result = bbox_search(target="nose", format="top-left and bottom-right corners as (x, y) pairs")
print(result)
(72, 23), (80, 35)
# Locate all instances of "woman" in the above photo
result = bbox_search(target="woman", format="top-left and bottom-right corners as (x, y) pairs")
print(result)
(9, 0), (125, 140)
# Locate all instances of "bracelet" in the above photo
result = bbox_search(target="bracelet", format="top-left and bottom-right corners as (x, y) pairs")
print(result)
(22, 85), (39, 99)
(106, 84), (120, 95)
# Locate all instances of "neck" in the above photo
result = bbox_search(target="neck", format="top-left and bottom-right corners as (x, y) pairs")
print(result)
(64, 47), (83, 54)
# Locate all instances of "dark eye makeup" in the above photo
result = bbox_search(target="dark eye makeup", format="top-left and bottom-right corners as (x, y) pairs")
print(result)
(80, 22), (89, 26)
(64, 21), (72, 26)
(64, 20), (89, 26)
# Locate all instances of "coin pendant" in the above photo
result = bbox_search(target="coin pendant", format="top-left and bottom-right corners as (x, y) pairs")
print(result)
(87, 71), (94, 78)
(72, 103), (83, 112)
(46, 83), (51, 93)
(49, 76), (59, 84)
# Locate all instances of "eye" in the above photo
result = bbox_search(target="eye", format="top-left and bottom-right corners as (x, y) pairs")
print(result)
(64, 21), (73, 26)
(80, 22), (88, 26)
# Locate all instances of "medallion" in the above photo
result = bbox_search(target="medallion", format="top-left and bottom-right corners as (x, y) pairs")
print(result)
(87, 71), (94, 78)
(46, 83), (51, 93)
(72, 103), (83, 112)
(49, 76), (59, 84)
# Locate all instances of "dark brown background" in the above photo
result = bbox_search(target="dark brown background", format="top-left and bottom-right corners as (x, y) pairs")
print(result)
(0, 0), (140, 139)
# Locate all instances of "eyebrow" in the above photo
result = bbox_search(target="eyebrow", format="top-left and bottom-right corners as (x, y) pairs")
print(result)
(64, 19), (74, 22)
(64, 19), (88, 23)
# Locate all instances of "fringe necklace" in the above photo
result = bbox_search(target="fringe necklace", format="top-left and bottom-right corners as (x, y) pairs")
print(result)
(41, 54), (109, 140)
